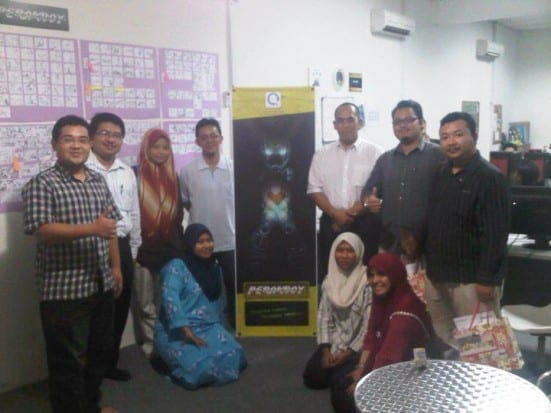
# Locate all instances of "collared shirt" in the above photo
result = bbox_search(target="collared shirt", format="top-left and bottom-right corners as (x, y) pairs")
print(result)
(179, 156), (235, 252)
(317, 285), (371, 353)
(22, 162), (123, 301)
(362, 140), (445, 245)
(426, 152), (511, 286)
(87, 152), (141, 259)
(307, 139), (382, 209)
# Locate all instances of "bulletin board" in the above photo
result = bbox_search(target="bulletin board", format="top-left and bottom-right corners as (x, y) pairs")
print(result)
(0, 31), (221, 213)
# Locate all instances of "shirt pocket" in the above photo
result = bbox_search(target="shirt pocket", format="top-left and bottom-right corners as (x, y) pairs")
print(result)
(117, 186), (134, 212)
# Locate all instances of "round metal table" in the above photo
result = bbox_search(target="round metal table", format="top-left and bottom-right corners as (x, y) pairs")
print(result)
(354, 360), (551, 413)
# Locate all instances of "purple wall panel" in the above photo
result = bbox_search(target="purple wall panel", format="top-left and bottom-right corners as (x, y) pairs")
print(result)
(0, 32), (83, 122)
(0, 34), (222, 213)
(159, 48), (220, 120)
(81, 40), (160, 119)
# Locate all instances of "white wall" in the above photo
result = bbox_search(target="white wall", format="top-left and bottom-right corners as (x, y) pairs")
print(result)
(512, 29), (551, 150)
(230, 0), (405, 150)
(1, 0), (549, 393)
(0, 212), (45, 392)
(492, 23), (521, 147)
(229, 0), (534, 155)
(403, 21), (496, 155)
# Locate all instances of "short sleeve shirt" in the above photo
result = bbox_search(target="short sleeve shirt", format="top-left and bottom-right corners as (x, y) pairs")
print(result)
(307, 139), (382, 209)
(22, 162), (122, 301)
(179, 156), (235, 252)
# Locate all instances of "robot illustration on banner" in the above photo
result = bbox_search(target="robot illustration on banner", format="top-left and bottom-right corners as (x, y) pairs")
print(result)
(249, 135), (305, 280)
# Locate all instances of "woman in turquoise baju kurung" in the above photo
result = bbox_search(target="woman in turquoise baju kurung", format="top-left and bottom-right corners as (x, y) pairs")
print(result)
(154, 223), (247, 389)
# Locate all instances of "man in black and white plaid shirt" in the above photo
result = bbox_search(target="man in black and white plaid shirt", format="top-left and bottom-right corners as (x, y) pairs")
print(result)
(22, 115), (123, 413)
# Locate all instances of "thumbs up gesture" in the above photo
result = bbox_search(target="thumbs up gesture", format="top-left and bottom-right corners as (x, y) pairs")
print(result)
(94, 206), (117, 239)
(363, 187), (383, 213)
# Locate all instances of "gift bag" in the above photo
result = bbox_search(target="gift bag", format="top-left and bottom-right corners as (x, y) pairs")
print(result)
(453, 302), (524, 371)
(405, 263), (426, 304)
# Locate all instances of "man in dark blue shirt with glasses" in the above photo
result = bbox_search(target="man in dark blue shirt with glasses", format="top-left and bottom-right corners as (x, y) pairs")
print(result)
(362, 99), (444, 251)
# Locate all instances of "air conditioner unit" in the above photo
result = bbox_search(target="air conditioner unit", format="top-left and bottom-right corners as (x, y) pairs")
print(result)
(371, 9), (415, 37)
(476, 39), (504, 59)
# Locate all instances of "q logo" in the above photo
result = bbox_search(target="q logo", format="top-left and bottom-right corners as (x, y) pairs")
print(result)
(265, 92), (281, 109)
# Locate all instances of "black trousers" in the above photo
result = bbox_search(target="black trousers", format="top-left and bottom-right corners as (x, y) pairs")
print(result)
(40, 290), (115, 413)
(318, 212), (381, 279)
(214, 250), (236, 329)
(303, 345), (360, 413)
(108, 236), (133, 369)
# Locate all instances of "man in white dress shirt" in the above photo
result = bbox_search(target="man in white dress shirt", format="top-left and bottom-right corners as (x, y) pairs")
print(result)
(179, 118), (236, 329)
(307, 102), (382, 277)
(87, 112), (141, 381)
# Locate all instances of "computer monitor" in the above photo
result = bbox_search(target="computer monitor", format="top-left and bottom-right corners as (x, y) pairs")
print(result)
(490, 151), (521, 185)
(524, 152), (551, 185)
(510, 185), (551, 250)
(491, 151), (547, 186)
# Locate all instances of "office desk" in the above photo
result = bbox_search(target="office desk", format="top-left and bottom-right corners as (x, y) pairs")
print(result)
(501, 236), (551, 307)
(354, 360), (551, 413)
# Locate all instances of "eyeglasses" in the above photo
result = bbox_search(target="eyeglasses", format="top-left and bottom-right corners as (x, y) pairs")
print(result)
(58, 135), (90, 145)
(392, 117), (418, 127)
(198, 133), (221, 140)
(96, 129), (123, 139)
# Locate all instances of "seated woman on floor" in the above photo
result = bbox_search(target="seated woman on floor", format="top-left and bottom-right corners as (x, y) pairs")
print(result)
(154, 223), (247, 389)
(303, 233), (372, 410)
(333, 252), (434, 413)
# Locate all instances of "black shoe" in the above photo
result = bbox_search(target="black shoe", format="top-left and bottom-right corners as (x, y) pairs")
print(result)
(105, 367), (131, 381)
(150, 354), (170, 376)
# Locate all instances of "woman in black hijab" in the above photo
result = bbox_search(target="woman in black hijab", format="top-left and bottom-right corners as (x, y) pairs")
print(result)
(154, 223), (247, 389)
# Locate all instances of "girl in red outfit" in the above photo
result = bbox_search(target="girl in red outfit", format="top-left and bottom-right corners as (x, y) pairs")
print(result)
(332, 252), (433, 413)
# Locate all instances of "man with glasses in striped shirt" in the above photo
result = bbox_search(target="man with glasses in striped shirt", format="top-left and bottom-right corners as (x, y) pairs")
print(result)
(87, 112), (141, 381)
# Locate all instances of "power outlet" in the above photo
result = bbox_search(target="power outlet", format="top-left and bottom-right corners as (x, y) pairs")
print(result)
(308, 67), (322, 87)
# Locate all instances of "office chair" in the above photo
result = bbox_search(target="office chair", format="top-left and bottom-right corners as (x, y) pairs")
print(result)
(501, 304), (551, 371)
(537, 370), (551, 401)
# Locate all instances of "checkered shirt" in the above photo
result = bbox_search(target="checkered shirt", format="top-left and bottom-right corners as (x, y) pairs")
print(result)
(22, 162), (122, 301)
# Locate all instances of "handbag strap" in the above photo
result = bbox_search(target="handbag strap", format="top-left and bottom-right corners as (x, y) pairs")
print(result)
(389, 311), (430, 340)
(468, 301), (491, 329)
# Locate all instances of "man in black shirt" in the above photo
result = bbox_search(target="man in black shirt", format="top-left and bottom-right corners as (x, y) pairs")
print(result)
(425, 112), (510, 346)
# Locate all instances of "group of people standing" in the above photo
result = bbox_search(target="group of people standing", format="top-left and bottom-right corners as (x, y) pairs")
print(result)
(21, 97), (510, 413)
(22, 114), (244, 413)
(304, 100), (510, 412)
